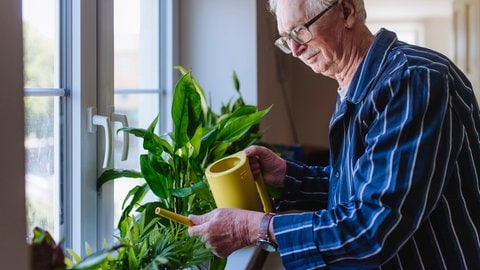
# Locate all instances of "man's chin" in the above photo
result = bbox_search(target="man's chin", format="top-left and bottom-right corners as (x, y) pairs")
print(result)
(305, 62), (322, 73)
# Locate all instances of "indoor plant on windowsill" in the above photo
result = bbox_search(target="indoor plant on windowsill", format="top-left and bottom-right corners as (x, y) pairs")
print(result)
(97, 67), (271, 269)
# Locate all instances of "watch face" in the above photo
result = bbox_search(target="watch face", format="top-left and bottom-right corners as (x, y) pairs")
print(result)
(256, 239), (277, 252)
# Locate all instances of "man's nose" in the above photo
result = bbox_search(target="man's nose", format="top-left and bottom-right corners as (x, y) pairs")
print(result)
(289, 39), (307, 57)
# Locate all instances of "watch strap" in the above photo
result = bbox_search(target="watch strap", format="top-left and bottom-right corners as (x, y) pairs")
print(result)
(256, 213), (277, 252)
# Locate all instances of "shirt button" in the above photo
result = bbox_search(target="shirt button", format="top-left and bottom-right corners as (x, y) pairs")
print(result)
(334, 171), (340, 178)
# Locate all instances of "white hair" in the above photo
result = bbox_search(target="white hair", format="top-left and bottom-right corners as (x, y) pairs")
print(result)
(267, 0), (367, 23)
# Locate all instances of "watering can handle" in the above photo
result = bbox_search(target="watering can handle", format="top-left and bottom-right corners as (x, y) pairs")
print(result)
(255, 174), (273, 213)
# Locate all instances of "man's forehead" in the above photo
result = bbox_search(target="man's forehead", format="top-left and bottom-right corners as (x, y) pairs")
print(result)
(276, 0), (308, 34)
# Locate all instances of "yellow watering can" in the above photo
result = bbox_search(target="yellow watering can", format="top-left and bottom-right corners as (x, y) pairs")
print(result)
(205, 151), (273, 213)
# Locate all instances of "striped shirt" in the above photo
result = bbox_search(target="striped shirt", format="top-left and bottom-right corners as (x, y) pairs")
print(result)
(273, 29), (480, 269)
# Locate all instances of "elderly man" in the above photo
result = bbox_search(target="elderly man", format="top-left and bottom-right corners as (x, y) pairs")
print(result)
(188, 0), (480, 268)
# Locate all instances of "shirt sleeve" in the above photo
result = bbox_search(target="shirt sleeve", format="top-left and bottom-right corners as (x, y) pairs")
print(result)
(275, 160), (330, 212)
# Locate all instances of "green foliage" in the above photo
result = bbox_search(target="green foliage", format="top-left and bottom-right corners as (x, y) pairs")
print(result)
(65, 215), (213, 270)
(23, 22), (55, 138)
(111, 215), (213, 270)
(65, 242), (123, 270)
(97, 68), (270, 269)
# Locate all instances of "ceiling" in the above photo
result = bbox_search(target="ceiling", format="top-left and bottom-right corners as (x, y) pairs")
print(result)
(365, 0), (453, 21)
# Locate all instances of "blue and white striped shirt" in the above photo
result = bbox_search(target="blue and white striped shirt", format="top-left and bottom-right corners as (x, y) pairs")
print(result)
(273, 29), (480, 269)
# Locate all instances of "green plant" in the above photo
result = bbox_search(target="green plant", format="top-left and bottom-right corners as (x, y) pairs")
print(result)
(97, 67), (270, 269)
(65, 215), (211, 270)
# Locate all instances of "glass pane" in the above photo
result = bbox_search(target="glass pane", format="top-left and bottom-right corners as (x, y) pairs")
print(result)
(23, 0), (60, 242)
(23, 0), (57, 88)
(24, 96), (60, 241)
(114, 0), (160, 226)
(114, 0), (159, 89)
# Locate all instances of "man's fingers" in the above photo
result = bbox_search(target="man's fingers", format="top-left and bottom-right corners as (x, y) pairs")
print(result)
(188, 213), (209, 225)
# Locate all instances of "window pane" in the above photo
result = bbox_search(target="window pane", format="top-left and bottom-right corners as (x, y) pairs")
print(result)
(114, 0), (160, 226)
(23, 0), (57, 88)
(24, 96), (60, 241)
(114, 0), (159, 89)
(23, 0), (60, 241)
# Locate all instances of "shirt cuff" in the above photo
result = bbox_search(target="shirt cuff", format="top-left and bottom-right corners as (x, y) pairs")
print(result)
(273, 212), (327, 269)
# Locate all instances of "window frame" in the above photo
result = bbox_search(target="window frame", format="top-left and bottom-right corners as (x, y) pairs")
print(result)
(64, 0), (178, 253)
(23, 0), (178, 254)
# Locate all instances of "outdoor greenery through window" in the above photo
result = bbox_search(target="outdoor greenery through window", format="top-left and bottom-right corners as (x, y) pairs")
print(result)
(23, 0), (61, 242)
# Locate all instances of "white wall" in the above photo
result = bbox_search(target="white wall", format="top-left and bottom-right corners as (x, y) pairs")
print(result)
(366, 0), (453, 58)
(0, 1), (29, 269)
(178, 0), (258, 112)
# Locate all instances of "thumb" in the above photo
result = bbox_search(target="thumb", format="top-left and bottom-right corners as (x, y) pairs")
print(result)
(188, 213), (209, 226)
(187, 214), (209, 238)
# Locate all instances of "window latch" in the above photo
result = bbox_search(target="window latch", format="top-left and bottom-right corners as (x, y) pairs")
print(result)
(87, 107), (129, 168)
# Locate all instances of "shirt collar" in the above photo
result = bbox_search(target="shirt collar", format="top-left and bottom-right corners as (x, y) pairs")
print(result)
(344, 28), (399, 104)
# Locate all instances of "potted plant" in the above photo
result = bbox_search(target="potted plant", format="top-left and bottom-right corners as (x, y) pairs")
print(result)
(96, 67), (271, 269)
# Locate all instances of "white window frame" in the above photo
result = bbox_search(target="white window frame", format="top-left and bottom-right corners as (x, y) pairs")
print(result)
(64, 0), (178, 253)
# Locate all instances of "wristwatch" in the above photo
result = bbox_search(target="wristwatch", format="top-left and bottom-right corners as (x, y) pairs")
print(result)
(255, 213), (277, 252)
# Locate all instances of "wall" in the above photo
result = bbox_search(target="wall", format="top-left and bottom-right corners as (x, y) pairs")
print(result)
(178, 0), (258, 113)
(0, 1), (29, 269)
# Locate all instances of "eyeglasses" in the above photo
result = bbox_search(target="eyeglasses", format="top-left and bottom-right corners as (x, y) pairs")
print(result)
(274, 1), (338, 54)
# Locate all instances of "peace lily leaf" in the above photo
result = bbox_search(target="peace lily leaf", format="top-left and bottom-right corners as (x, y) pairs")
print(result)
(172, 73), (202, 148)
(190, 124), (203, 158)
(217, 105), (257, 127)
(96, 169), (143, 190)
(140, 154), (167, 199)
(217, 107), (271, 142)
(149, 158), (174, 192)
(232, 96), (246, 111)
(118, 127), (146, 138)
(172, 181), (209, 198)
(218, 104), (257, 123)
(143, 115), (165, 155)
(208, 142), (232, 162)
(140, 201), (167, 225)
(175, 65), (209, 120)
(121, 183), (149, 210)
(229, 105), (257, 117)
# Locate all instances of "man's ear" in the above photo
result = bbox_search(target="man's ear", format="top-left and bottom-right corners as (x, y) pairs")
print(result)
(341, 0), (356, 28)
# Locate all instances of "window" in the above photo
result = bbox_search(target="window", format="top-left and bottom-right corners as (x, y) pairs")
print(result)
(23, 0), (176, 252)
(23, 0), (63, 242)
(113, 0), (164, 226)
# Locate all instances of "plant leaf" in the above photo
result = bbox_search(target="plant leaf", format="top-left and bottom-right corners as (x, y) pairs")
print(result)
(69, 245), (124, 270)
(172, 73), (202, 148)
(217, 106), (271, 142)
(171, 181), (208, 198)
(97, 169), (143, 190)
(117, 183), (149, 237)
(232, 70), (240, 93)
(175, 65), (209, 120)
(140, 154), (168, 199)
(118, 127), (146, 138)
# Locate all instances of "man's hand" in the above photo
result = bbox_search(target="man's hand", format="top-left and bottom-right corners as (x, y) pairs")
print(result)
(244, 145), (287, 187)
(188, 209), (265, 258)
